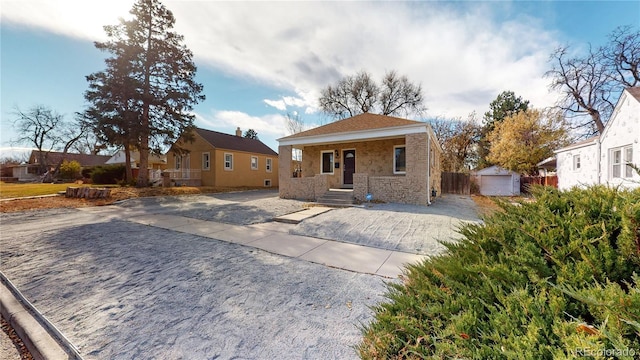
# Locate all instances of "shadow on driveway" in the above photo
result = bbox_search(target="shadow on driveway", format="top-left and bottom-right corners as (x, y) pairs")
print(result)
(0, 218), (386, 359)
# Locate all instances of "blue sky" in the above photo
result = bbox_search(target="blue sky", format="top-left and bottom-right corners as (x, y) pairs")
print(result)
(1, 0), (638, 159)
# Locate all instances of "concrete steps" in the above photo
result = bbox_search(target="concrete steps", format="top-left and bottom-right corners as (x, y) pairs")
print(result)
(316, 189), (355, 207)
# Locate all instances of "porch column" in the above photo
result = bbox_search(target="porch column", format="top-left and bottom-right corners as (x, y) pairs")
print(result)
(278, 145), (292, 199)
(406, 133), (429, 205)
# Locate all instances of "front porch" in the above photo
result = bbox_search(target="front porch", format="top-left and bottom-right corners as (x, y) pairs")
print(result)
(278, 133), (435, 205)
(277, 113), (442, 206)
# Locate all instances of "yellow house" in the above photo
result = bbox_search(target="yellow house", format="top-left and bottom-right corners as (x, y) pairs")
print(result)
(167, 127), (279, 187)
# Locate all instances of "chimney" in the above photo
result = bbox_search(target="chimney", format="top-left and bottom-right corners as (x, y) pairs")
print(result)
(235, 127), (242, 137)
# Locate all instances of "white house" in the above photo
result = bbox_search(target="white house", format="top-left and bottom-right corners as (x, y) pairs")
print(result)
(555, 87), (640, 190)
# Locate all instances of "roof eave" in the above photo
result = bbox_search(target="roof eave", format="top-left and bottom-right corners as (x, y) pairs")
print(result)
(277, 123), (428, 147)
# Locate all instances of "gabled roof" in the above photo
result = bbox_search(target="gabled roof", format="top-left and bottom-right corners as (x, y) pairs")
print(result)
(30, 150), (110, 167)
(554, 136), (599, 153)
(473, 165), (519, 176)
(627, 86), (640, 102)
(195, 128), (277, 156)
(279, 113), (424, 140)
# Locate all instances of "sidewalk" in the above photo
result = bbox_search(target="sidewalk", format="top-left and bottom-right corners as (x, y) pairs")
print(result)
(80, 206), (425, 278)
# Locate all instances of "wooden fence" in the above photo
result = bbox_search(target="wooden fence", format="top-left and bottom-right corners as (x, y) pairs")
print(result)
(441, 172), (470, 195)
(520, 176), (558, 193)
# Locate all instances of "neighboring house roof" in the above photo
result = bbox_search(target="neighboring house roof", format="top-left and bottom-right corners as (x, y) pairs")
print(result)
(627, 86), (640, 102)
(537, 156), (557, 169)
(106, 150), (166, 165)
(280, 113), (424, 140)
(554, 136), (599, 153)
(30, 150), (110, 167)
(195, 128), (277, 156)
(473, 165), (520, 176)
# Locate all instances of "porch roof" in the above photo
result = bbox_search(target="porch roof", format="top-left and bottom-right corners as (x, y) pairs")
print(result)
(278, 113), (428, 146)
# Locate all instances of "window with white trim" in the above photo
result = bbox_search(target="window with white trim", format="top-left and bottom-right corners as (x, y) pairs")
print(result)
(224, 153), (233, 171)
(394, 145), (406, 174)
(625, 146), (633, 178)
(320, 151), (334, 174)
(251, 156), (258, 170)
(175, 155), (182, 170)
(266, 158), (272, 172)
(573, 155), (581, 170)
(202, 152), (210, 171)
(611, 145), (633, 178)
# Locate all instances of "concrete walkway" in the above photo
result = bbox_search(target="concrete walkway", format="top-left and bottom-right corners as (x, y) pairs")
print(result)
(80, 205), (425, 278)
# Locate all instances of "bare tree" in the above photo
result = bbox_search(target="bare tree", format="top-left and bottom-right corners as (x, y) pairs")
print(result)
(11, 105), (87, 175)
(319, 71), (378, 119)
(602, 25), (640, 87)
(379, 70), (425, 117)
(546, 26), (639, 137)
(284, 112), (305, 135)
(546, 46), (612, 136)
(428, 113), (481, 172)
(319, 70), (426, 120)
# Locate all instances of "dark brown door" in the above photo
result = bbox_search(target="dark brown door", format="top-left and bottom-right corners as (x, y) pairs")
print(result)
(343, 150), (355, 185)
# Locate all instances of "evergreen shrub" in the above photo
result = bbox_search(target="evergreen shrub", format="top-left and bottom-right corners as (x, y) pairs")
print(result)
(359, 186), (640, 359)
(90, 165), (125, 184)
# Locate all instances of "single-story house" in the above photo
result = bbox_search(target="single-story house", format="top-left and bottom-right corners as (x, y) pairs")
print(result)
(167, 127), (279, 187)
(105, 150), (167, 170)
(471, 165), (521, 196)
(11, 150), (110, 181)
(277, 113), (442, 205)
(555, 87), (640, 190)
(106, 150), (167, 183)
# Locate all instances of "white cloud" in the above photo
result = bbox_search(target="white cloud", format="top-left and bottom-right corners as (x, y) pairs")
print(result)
(2, 1), (563, 120)
(263, 95), (312, 112)
(195, 110), (288, 138)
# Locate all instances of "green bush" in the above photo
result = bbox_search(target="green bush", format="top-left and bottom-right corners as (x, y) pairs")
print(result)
(58, 160), (81, 180)
(90, 164), (125, 184)
(359, 186), (640, 359)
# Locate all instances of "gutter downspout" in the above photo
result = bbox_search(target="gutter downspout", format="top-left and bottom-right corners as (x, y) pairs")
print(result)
(596, 138), (601, 185)
(427, 128), (432, 205)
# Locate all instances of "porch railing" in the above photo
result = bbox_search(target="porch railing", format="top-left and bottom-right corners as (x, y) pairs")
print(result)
(163, 169), (202, 180)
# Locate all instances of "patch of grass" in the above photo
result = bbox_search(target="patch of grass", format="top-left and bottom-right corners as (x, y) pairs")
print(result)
(0, 182), (112, 199)
(0, 182), (58, 198)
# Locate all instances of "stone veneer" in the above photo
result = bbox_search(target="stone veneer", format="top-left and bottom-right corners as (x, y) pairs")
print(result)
(279, 132), (441, 205)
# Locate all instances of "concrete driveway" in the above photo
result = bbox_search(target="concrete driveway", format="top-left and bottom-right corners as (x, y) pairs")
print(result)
(0, 190), (478, 359)
(292, 194), (481, 255)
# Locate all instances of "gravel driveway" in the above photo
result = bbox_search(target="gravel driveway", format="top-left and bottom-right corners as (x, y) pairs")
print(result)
(0, 190), (479, 359)
(0, 209), (386, 359)
(292, 194), (481, 255)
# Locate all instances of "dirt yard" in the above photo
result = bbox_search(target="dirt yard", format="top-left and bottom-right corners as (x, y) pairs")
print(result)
(0, 186), (265, 213)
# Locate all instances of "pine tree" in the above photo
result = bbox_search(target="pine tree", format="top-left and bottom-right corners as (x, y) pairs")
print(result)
(85, 0), (204, 186)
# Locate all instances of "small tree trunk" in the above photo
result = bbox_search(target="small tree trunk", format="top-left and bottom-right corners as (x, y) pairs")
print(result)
(124, 144), (133, 183)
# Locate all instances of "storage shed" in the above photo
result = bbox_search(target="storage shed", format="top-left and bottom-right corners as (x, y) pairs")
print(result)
(472, 165), (520, 196)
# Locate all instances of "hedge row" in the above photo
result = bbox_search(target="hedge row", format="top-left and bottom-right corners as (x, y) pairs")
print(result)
(359, 186), (640, 359)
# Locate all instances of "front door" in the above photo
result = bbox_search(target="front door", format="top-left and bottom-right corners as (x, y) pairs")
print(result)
(343, 150), (355, 186)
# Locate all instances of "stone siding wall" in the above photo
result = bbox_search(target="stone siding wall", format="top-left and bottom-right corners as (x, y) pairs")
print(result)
(280, 132), (442, 205)
(279, 144), (330, 201)
(301, 138), (405, 189)
(429, 135), (442, 197)
(353, 173), (368, 201)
